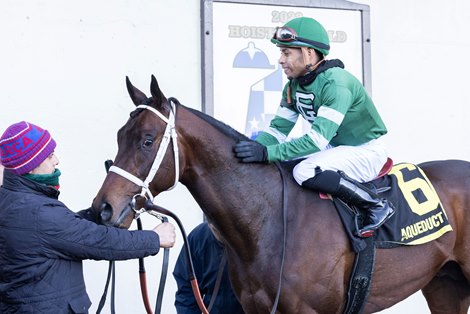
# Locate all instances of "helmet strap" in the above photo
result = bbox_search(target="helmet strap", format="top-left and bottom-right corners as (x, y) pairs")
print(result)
(301, 47), (325, 72)
(307, 58), (325, 72)
(287, 83), (292, 105)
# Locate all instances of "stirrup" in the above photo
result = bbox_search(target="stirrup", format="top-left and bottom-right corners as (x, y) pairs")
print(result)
(347, 213), (375, 238)
(357, 229), (375, 238)
(354, 216), (376, 238)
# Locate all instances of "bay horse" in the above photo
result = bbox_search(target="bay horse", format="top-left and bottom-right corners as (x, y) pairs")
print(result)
(92, 75), (470, 313)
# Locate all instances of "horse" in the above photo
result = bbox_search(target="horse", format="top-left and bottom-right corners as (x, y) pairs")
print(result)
(92, 75), (470, 313)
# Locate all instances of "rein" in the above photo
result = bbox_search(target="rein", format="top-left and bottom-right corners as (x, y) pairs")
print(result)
(271, 161), (288, 314)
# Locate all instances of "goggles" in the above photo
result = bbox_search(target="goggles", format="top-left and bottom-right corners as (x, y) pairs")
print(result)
(272, 26), (330, 51)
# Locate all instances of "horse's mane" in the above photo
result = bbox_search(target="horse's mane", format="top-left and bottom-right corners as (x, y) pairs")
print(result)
(127, 98), (248, 144)
(181, 103), (248, 142)
(179, 102), (302, 172)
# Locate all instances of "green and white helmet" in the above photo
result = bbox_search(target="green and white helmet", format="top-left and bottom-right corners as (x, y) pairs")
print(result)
(271, 17), (330, 56)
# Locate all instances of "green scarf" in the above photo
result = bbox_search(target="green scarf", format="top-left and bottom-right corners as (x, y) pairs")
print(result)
(24, 169), (61, 188)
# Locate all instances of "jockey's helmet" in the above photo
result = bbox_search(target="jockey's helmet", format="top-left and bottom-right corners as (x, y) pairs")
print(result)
(271, 17), (330, 56)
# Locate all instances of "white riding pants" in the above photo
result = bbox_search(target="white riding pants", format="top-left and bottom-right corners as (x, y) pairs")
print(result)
(292, 138), (387, 185)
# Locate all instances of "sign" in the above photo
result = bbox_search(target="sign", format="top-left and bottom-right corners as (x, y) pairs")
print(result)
(202, 0), (371, 139)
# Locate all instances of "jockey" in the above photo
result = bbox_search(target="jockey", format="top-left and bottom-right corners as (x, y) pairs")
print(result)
(233, 17), (394, 237)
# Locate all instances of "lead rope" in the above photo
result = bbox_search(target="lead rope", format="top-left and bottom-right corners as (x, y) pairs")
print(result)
(96, 260), (115, 314)
(137, 216), (170, 314)
(143, 200), (209, 314)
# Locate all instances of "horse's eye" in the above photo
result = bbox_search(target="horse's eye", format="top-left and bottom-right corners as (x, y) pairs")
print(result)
(143, 139), (153, 148)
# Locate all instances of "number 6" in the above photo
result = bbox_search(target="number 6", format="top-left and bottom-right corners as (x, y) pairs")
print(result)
(388, 164), (440, 216)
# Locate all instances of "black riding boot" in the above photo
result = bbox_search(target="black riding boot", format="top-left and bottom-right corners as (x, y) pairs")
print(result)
(335, 174), (395, 237)
(302, 169), (395, 237)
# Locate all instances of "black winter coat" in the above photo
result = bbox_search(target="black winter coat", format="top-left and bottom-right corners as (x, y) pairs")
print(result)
(0, 170), (160, 313)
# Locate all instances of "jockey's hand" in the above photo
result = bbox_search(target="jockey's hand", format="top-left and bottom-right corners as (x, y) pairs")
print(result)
(233, 140), (268, 163)
(153, 222), (176, 248)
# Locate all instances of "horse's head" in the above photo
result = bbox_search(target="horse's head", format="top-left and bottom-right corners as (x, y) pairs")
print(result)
(92, 75), (182, 228)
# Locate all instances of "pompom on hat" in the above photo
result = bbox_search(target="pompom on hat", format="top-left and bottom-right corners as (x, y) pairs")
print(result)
(0, 121), (56, 175)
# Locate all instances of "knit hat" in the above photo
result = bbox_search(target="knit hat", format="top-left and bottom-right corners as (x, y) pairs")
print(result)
(0, 121), (56, 175)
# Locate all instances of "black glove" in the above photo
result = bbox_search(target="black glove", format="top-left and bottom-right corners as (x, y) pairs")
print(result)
(233, 141), (268, 163)
(76, 207), (99, 222)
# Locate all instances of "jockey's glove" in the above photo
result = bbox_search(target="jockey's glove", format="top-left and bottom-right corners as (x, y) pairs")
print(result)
(233, 140), (268, 163)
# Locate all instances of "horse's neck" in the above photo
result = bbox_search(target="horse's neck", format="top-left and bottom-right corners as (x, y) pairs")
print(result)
(179, 115), (283, 257)
(183, 158), (282, 248)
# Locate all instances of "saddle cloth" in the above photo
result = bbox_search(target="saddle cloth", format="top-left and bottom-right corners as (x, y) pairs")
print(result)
(335, 163), (453, 251)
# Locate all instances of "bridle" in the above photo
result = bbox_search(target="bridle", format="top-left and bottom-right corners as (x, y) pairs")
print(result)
(100, 98), (210, 314)
(106, 98), (179, 314)
(108, 98), (179, 205)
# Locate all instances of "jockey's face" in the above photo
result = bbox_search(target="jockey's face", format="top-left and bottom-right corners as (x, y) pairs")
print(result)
(278, 47), (320, 80)
(279, 47), (305, 79)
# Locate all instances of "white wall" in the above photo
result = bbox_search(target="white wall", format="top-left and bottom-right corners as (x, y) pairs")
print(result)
(367, 0), (470, 164)
(1, 0), (469, 313)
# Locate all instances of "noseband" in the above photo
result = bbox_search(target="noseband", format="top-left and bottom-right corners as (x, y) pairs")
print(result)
(108, 99), (179, 212)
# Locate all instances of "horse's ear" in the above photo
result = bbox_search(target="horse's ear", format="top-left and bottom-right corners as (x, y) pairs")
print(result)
(126, 76), (148, 106)
(150, 75), (167, 108)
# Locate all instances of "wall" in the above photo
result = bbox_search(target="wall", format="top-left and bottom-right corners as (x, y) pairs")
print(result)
(0, 1), (202, 313)
(1, 0), (469, 313)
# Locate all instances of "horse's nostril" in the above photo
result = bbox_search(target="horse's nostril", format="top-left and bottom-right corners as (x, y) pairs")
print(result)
(100, 203), (113, 222)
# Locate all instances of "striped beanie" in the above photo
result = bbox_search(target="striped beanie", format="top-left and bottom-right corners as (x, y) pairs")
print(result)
(0, 121), (56, 175)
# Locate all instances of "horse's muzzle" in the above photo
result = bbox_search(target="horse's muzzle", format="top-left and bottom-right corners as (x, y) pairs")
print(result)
(98, 202), (134, 228)
(99, 202), (113, 223)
